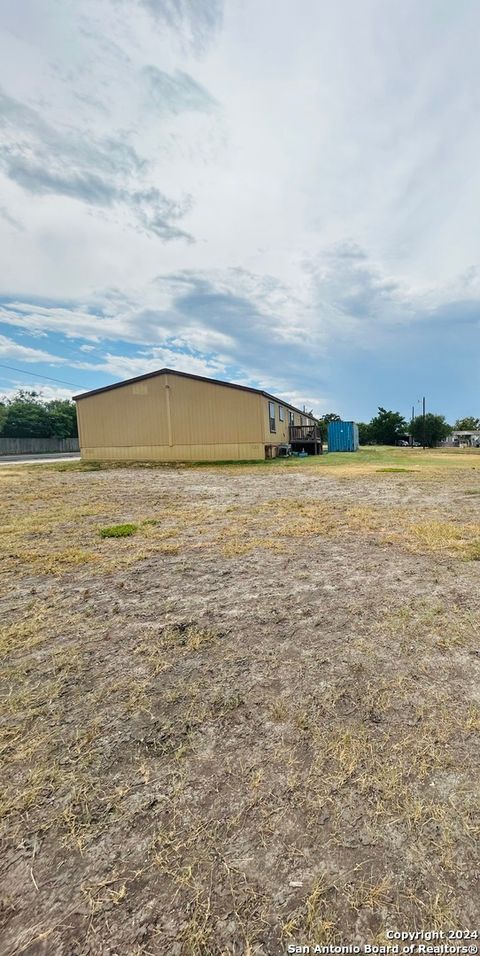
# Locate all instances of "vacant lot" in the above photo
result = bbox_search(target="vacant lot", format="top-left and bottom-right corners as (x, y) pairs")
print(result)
(1, 448), (479, 955)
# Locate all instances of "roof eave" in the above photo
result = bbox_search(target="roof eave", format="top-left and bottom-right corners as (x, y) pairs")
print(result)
(73, 367), (316, 421)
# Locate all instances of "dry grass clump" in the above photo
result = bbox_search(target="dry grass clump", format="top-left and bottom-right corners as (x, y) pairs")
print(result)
(405, 520), (480, 559)
(377, 601), (478, 652)
(214, 499), (410, 558)
(465, 539), (480, 560)
(225, 495), (476, 562)
(282, 874), (341, 945)
(281, 869), (461, 947)
(221, 534), (288, 557)
(0, 604), (52, 659)
(158, 622), (218, 653)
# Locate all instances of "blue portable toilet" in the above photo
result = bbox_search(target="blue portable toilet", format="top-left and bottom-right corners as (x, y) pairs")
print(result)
(327, 421), (359, 452)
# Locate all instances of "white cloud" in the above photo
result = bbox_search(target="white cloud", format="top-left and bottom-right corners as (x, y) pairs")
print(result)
(77, 346), (228, 382)
(0, 0), (479, 419)
(0, 332), (63, 363)
(0, 383), (74, 402)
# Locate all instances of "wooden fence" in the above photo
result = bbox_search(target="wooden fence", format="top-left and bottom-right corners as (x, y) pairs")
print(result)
(0, 437), (79, 456)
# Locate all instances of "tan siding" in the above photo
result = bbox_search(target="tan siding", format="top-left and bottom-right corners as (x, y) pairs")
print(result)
(77, 372), (265, 461)
(76, 370), (317, 461)
(168, 375), (264, 445)
(76, 375), (169, 450)
(81, 442), (265, 461)
(262, 399), (298, 443)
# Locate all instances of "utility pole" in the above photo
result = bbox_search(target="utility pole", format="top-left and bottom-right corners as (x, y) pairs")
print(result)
(411, 405), (415, 447)
(422, 396), (426, 450)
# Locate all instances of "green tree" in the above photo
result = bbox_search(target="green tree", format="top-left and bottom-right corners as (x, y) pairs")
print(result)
(318, 412), (341, 442)
(369, 407), (407, 445)
(357, 422), (372, 445)
(0, 401), (6, 435)
(0, 390), (78, 438)
(1, 391), (51, 438)
(47, 399), (78, 437)
(411, 414), (452, 448)
(453, 416), (480, 430)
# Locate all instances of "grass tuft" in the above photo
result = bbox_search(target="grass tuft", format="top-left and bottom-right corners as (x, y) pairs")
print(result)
(99, 523), (138, 538)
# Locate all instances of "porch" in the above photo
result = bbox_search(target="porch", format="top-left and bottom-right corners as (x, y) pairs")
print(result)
(288, 424), (323, 455)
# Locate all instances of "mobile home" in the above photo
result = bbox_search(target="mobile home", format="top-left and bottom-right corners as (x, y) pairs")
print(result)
(74, 368), (322, 462)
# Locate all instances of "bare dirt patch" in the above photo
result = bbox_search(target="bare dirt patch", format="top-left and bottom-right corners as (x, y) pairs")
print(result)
(1, 456), (479, 954)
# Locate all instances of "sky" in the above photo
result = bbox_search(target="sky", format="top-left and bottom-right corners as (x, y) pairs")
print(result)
(0, 0), (479, 422)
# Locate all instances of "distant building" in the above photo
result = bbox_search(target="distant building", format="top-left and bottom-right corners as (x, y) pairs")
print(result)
(74, 368), (323, 462)
(445, 430), (480, 448)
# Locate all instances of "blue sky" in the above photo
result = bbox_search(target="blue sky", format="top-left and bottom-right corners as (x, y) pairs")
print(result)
(0, 0), (479, 422)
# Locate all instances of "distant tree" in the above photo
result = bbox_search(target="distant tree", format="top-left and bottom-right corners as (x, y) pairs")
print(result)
(1, 391), (51, 438)
(357, 422), (372, 445)
(453, 416), (480, 430)
(411, 414), (452, 448)
(318, 412), (341, 442)
(47, 400), (78, 437)
(368, 407), (407, 445)
(322, 412), (341, 423)
(0, 401), (6, 435)
(0, 390), (78, 438)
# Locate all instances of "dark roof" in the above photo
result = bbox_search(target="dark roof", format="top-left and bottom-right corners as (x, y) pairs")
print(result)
(73, 367), (315, 420)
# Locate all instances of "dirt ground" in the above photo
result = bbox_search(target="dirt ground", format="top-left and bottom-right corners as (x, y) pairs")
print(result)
(1, 450), (479, 955)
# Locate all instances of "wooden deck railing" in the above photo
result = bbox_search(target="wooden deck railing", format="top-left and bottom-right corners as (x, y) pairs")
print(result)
(289, 424), (322, 442)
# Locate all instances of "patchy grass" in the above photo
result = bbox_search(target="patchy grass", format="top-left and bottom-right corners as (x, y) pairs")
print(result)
(0, 604), (51, 659)
(466, 539), (480, 560)
(0, 450), (479, 953)
(44, 444), (480, 477)
(405, 520), (480, 559)
(1, 453), (479, 583)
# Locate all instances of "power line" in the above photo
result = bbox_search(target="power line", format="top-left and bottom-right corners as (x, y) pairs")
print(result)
(0, 362), (88, 390)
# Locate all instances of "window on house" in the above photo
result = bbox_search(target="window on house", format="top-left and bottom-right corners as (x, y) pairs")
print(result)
(268, 401), (276, 433)
(279, 406), (285, 422)
(288, 410), (295, 425)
